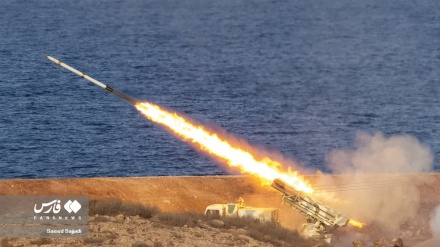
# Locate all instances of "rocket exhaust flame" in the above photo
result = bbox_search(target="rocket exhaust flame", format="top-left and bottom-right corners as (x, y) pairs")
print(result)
(349, 219), (365, 228)
(135, 102), (364, 228)
(136, 102), (364, 228)
(135, 102), (313, 193)
(46, 55), (364, 228)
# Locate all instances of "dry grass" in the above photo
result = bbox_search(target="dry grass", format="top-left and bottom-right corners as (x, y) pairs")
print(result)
(156, 212), (323, 247)
(221, 215), (261, 228)
(153, 242), (164, 247)
(0, 239), (13, 247)
(89, 199), (158, 219)
(29, 238), (52, 246)
(87, 200), (322, 247)
(131, 243), (149, 247)
(157, 212), (204, 227)
(222, 217), (320, 247)
(83, 237), (105, 245)
(247, 222), (319, 247)
(91, 215), (112, 222)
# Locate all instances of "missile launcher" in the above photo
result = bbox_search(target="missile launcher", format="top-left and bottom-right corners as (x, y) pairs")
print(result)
(271, 178), (350, 244)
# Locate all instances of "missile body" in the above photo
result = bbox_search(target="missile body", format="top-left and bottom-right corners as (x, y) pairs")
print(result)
(46, 55), (138, 105)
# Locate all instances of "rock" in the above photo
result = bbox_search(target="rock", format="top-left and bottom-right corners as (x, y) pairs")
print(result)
(373, 238), (391, 247)
(99, 224), (117, 233)
(313, 243), (328, 247)
(236, 234), (251, 242)
(116, 214), (124, 222)
(145, 240), (154, 247)
(233, 228), (247, 235)
(416, 229), (421, 237)
(209, 219), (225, 228)
(392, 237), (404, 247)
(352, 240), (368, 247)
(198, 223), (210, 229)
(216, 232), (233, 240)
(65, 239), (77, 245)
(124, 216), (131, 223)
(405, 230), (413, 238)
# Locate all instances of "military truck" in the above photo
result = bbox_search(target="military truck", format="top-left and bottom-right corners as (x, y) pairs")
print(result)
(204, 197), (279, 223)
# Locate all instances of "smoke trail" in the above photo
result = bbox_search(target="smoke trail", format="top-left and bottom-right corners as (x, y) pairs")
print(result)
(318, 132), (434, 235)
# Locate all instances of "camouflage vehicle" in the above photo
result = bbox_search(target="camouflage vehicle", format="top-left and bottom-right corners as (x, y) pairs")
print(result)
(204, 197), (279, 223)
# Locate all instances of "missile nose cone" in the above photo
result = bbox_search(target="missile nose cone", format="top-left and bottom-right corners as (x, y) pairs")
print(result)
(46, 55), (58, 64)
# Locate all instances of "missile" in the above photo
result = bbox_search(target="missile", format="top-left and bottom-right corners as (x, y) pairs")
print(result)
(46, 55), (138, 105)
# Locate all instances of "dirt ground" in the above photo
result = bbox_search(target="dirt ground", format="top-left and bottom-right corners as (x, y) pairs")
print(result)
(0, 174), (438, 213)
(0, 175), (292, 213)
(0, 174), (439, 246)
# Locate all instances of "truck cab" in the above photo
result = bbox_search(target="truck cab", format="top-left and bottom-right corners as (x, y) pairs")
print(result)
(204, 198), (279, 223)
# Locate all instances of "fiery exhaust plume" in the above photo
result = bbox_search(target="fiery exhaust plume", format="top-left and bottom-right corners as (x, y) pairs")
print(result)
(349, 219), (365, 228)
(136, 102), (313, 193)
(135, 102), (364, 228)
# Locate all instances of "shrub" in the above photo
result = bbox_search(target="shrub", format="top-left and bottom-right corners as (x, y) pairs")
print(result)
(91, 215), (111, 222)
(221, 215), (261, 228)
(89, 199), (158, 219)
(247, 223), (321, 247)
(89, 199), (122, 216)
(121, 203), (158, 219)
(157, 212), (204, 227)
